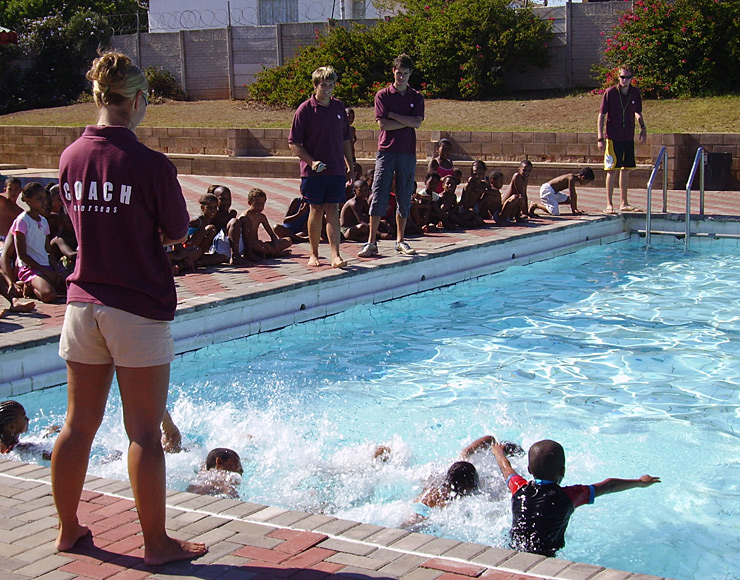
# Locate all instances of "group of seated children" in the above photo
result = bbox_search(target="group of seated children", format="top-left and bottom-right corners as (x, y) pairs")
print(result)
(1, 180), (76, 309)
(336, 139), (594, 241)
(169, 185), (293, 276)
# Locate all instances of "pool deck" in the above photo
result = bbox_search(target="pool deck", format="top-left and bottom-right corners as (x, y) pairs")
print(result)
(2, 168), (737, 580)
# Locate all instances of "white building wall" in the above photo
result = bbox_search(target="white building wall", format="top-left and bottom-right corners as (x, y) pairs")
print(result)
(148, 0), (381, 31)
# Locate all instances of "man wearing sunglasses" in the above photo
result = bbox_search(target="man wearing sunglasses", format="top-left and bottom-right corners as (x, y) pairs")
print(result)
(597, 65), (647, 214)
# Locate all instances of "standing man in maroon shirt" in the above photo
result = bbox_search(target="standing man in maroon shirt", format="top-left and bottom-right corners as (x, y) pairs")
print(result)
(597, 65), (647, 214)
(289, 66), (353, 269)
(359, 53), (424, 258)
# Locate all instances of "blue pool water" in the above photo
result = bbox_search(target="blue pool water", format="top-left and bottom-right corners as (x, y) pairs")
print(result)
(15, 236), (740, 580)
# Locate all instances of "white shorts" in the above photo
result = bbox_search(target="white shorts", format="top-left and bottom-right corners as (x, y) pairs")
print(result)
(539, 183), (569, 216)
(59, 302), (174, 367)
(210, 230), (242, 256)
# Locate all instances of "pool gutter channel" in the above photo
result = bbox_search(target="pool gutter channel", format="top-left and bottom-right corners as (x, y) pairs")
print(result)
(1, 217), (628, 397)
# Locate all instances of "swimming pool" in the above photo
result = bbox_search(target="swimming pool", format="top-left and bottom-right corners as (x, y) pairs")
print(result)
(15, 235), (740, 580)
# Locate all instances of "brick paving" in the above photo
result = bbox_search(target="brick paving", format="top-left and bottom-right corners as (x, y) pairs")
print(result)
(0, 167), (725, 580)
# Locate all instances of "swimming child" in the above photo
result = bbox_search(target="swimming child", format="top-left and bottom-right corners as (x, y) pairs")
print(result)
(404, 435), (523, 528)
(10, 182), (64, 303)
(241, 188), (292, 259)
(186, 448), (244, 499)
(0, 400), (29, 453)
(0, 400), (57, 459)
(492, 439), (660, 557)
(528, 168), (594, 217)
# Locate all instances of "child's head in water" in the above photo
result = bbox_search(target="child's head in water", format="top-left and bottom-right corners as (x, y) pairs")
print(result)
(205, 448), (243, 474)
(527, 439), (566, 483)
(0, 401), (29, 452)
(445, 461), (479, 497)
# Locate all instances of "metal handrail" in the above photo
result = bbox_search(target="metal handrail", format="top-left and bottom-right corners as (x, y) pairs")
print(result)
(645, 146), (667, 247)
(684, 147), (706, 252)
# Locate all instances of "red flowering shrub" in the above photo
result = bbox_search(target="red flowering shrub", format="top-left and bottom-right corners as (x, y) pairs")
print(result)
(596, 0), (740, 98)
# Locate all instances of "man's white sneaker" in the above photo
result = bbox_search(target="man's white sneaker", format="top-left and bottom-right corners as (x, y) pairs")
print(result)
(395, 241), (416, 255)
(358, 242), (378, 258)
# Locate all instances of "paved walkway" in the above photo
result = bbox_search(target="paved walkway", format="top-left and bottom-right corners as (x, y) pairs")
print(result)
(2, 168), (731, 580)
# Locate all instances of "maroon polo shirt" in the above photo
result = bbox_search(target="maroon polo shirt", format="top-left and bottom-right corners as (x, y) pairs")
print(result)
(600, 84), (642, 142)
(375, 84), (425, 154)
(289, 95), (350, 177)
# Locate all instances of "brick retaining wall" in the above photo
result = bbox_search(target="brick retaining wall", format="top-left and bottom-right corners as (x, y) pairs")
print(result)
(1, 125), (738, 189)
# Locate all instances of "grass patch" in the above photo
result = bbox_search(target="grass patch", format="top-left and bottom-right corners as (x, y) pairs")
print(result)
(1, 93), (738, 134)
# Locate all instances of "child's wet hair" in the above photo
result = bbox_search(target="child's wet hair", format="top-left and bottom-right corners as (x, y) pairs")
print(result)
(0, 401), (25, 446)
(247, 187), (267, 204)
(205, 448), (241, 470)
(528, 439), (566, 481)
(445, 461), (479, 495)
(579, 167), (595, 181)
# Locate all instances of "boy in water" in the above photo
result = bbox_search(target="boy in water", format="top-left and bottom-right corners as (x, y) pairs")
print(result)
(241, 188), (292, 259)
(502, 160), (533, 222)
(528, 168), (594, 217)
(492, 439), (660, 557)
(186, 448), (244, 499)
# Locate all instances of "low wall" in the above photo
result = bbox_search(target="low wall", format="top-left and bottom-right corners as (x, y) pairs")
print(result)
(1, 125), (738, 190)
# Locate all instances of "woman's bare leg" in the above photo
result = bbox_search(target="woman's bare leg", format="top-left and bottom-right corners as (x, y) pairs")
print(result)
(116, 364), (207, 565)
(52, 361), (115, 551)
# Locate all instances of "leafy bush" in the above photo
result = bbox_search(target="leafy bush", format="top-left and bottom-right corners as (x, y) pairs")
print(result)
(596, 0), (740, 98)
(0, 11), (110, 114)
(249, 0), (551, 107)
(145, 66), (188, 101)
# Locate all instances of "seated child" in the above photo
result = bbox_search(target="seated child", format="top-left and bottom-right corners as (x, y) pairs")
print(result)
(46, 184), (77, 268)
(410, 174), (437, 233)
(0, 235), (35, 314)
(341, 180), (372, 241)
(274, 197), (311, 244)
(209, 185), (249, 264)
(428, 138), (455, 194)
(241, 188), (292, 259)
(439, 175), (477, 229)
(492, 439), (660, 557)
(489, 171), (519, 223)
(11, 182), (64, 303)
(502, 160), (533, 222)
(460, 161), (497, 226)
(345, 162), (364, 202)
(187, 194), (228, 267)
(413, 172), (448, 232)
(529, 168), (594, 217)
(186, 448), (244, 499)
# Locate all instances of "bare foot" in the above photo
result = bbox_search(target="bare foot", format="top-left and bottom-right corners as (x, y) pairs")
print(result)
(10, 299), (35, 313)
(331, 257), (347, 268)
(603, 206), (616, 214)
(56, 523), (91, 552)
(144, 536), (208, 566)
(307, 255), (321, 267)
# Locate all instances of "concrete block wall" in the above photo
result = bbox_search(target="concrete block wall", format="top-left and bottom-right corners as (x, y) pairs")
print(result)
(2, 126), (738, 190)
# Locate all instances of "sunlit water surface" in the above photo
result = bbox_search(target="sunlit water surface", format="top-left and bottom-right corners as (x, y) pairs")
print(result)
(15, 237), (740, 580)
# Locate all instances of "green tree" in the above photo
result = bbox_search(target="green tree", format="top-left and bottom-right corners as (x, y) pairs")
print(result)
(598, 0), (740, 98)
(0, 1), (142, 26)
(249, 0), (551, 107)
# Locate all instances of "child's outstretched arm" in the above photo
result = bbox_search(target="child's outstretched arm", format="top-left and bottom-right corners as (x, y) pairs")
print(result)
(492, 442), (518, 480)
(593, 475), (661, 498)
(461, 435), (495, 459)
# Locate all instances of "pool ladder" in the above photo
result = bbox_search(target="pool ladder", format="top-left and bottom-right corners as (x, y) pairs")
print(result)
(644, 146), (706, 251)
